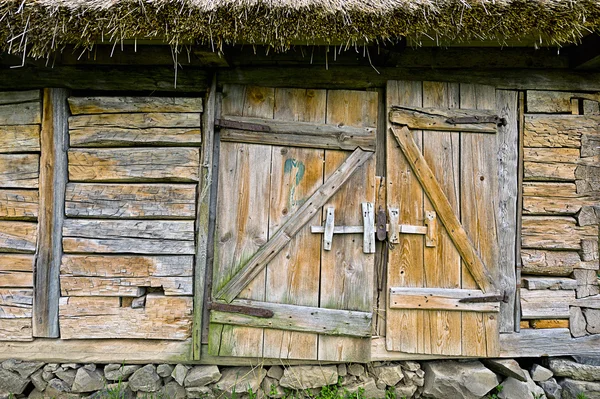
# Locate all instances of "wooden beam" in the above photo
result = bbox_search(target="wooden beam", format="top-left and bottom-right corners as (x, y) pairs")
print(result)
(390, 126), (497, 293)
(500, 328), (600, 358)
(33, 88), (68, 338)
(215, 148), (373, 303)
(68, 96), (203, 115)
(389, 106), (500, 133)
(389, 287), (500, 312)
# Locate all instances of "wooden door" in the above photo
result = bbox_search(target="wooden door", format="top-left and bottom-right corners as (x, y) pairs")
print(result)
(208, 85), (377, 361)
(385, 81), (518, 357)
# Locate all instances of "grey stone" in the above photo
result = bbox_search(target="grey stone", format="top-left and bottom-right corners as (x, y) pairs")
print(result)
(373, 365), (403, 387)
(0, 368), (30, 395)
(262, 377), (285, 398)
(266, 366), (283, 380)
(547, 357), (600, 381)
(61, 364), (80, 370)
(497, 371), (544, 399)
(83, 365), (96, 372)
(415, 369), (424, 378)
(539, 378), (562, 399)
(340, 375), (358, 386)
(42, 371), (54, 382)
(184, 366), (221, 387)
(88, 382), (134, 399)
(72, 368), (105, 393)
(55, 368), (77, 385)
(337, 364), (347, 378)
(561, 378), (600, 399)
(422, 360), (500, 399)
(28, 388), (44, 399)
(31, 370), (47, 392)
(573, 355), (600, 366)
(104, 365), (141, 382)
(401, 361), (420, 372)
(348, 364), (365, 377)
(163, 376), (173, 385)
(482, 358), (526, 382)
(171, 365), (189, 387)
(44, 364), (59, 373)
(2, 360), (44, 379)
(215, 367), (267, 394)
(128, 365), (162, 393)
(344, 377), (386, 399)
(48, 378), (72, 393)
(162, 381), (186, 399)
(530, 364), (553, 382)
(279, 366), (337, 390)
(156, 365), (173, 378)
(394, 382), (418, 399)
(186, 386), (214, 399)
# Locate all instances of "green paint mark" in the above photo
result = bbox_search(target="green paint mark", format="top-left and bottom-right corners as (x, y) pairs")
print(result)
(284, 158), (306, 209)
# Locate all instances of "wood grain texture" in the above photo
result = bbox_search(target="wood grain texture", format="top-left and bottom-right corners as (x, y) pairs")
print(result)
(389, 105), (499, 133)
(60, 276), (192, 296)
(62, 219), (196, 254)
(0, 91), (40, 105)
(520, 288), (575, 319)
(522, 249), (593, 276)
(65, 183), (197, 219)
(523, 114), (599, 148)
(69, 113), (200, 129)
(389, 288), (500, 312)
(59, 294), (192, 340)
(68, 148), (200, 183)
(69, 127), (202, 147)
(0, 189), (38, 220)
(0, 289), (33, 319)
(0, 125), (40, 153)
(523, 277), (578, 290)
(0, 102), (41, 125)
(530, 319), (570, 329)
(0, 319), (32, 341)
(0, 154), (39, 188)
(68, 97), (203, 115)
(522, 216), (598, 250)
(0, 221), (37, 253)
(525, 91), (599, 113)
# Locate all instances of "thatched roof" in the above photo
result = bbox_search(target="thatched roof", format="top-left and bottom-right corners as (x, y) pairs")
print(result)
(2, 0), (600, 58)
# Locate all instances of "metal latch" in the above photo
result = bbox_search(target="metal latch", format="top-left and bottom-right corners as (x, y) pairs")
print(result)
(458, 292), (509, 304)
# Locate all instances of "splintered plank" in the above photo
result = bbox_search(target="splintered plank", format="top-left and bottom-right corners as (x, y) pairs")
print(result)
(209, 85), (274, 358)
(0, 319), (32, 341)
(60, 276), (192, 296)
(523, 277), (578, 290)
(0, 189), (38, 220)
(0, 125), (40, 153)
(523, 114), (599, 148)
(522, 216), (598, 250)
(68, 148), (199, 182)
(389, 105), (499, 133)
(386, 80), (426, 354)
(69, 113), (200, 129)
(263, 88), (326, 360)
(522, 182), (592, 215)
(69, 127), (202, 147)
(68, 97), (203, 115)
(0, 254), (34, 287)
(0, 289), (33, 318)
(0, 154), (39, 188)
(62, 219), (195, 254)
(59, 294), (192, 340)
(523, 148), (579, 181)
(65, 183), (197, 219)
(319, 89), (376, 362)
(0, 102), (41, 125)
(0, 222), (37, 253)
(0, 91), (40, 105)
(522, 249), (588, 276)
(520, 289), (575, 319)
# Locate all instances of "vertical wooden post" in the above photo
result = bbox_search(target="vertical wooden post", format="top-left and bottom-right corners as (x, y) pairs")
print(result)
(514, 91), (525, 333)
(193, 74), (217, 359)
(33, 88), (68, 338)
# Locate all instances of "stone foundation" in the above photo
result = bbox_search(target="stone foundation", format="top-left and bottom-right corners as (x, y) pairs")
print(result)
(0, 357), (599, 398)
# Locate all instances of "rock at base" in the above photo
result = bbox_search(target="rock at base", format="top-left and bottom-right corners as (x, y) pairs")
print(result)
(171, 364), (190, 386)
(539, 378), (562, 399)
(162, 381), (186, 399)
(497, 371), (545, 399)
(530, 364), (553, 382)
(2, 360), (44, 379)
(104, 365), (141, 382)
(561, 378), (600, 399)
(71, 368), (105, 393)
(0, 368), (31, 395)
(214, 367), (267, 395)
(422, 360), (500, 399)
(343, 377), (386, 399)
(373, 365), (404, 386)
(279, 366), (338, 390)
(548, 358), (600, 381)
(482, 359), (526, 382)
(128, 365), (162, 393)
(183, 366), (221, 387)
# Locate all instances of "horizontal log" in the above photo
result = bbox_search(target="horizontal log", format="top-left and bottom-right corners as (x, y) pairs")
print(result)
(523, 162), (576, 181)
(524, 115), (600, 148)
(524, 147), (581, 164)
(522, 277), (578, 290)
(521, 216), (598, 250)
(526, 91), (600, 113)
(0, 189), (39, 221)
(0, 272), (32, 288)
(0, 91), (40, 106)
(520, 288), (575, 319)
(62, 219), (195, 254)
(59, 294), (192, 340)
(0, 289), (32, 318)
(388, 287), (500, 312)
(523, 182), (580, 197)
(0, 154), (39, 189)
(68, 148), (200, 183)
(572, 295), (600, 309)
(389, 106), (498, 133)
(69, 113), (200, 129)
(209, 299), (372, 338)
(65, 183), (197, 219)
(68, 97), (203, 115)
(530, 319), (570, 329)
(499, 328), (600, 358)
(0, 221), (37, 253)
(0, 125), (40, 153)
(0, 255), (34, 273)
(69, 127), (202, 147)
(0, 319), (32, 341)
(522, 196), (593, 215)
(521, 249), (583, 276)
(61, 255), (193, 277)
(0, 102), (41, 126)
(60, 276), (192, 296)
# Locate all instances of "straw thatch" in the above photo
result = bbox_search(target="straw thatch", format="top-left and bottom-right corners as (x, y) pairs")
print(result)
(1, 0), (600, 58)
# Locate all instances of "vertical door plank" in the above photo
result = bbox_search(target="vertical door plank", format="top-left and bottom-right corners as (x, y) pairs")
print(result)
(263, 88), (326, 360)
(209, 85), (274, 357)
(318, 90), (377, 362)
(385, 81), (427, 353)
(422, 82), (462, 356)
(34, 88), (68, 338)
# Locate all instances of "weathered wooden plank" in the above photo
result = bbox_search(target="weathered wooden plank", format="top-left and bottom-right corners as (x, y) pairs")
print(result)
(65, 183), (197, 219)
(69, 113), (200, 129)
(69, 127), (202, 147)
(0, 189), (38, 220)
(523, 182), (580, 197)
(524, 147), (581, 164)
(389, 288), (500, 312)
(0, 91), (40, 106)
(0, 102), (41, 125)
(61, 255), (193, 277)
(521, 216), (598, 250)
(68, 97), (203, 115)
(523, 277), (578, 290)
(60, 276), (192, 296)
(523, 196), (594, 215)
(0, 154), (39, 188)
(389, 105), (499, 133)
(520, 288), (575, 319)
(523, 161), (577, 181)
(219, 115), (375, 151)
(499, 328), (600, 357)
(0, 288), (32, 319)
(390, 125), (497, 293)
(572, 295), (600, 309)
(59, 294), (192, 340)
(68, 148), (200, 182)
(34, 88), (68, 339)
(210, 299), (371, 338)
(0, 221), (37, 253)
(0, 255), (33, 289)
(0, 319), (32, 341)
(525, 91), (600, 113)
(0, 125), (40, 153)
(530, 319), (570, 329)
(263, 88), (326, 360)
(523, 114), (599, 148)
(62, 219), (196, 254)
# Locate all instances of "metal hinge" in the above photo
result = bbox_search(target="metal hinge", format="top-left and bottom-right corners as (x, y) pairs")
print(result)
(458, 291), (509, 304)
